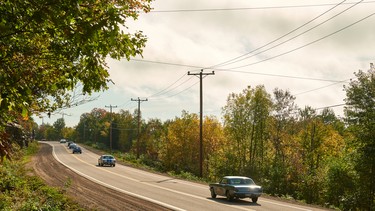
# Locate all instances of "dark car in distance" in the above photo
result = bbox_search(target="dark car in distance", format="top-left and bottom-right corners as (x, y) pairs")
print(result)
(209, 176), (262, 203)
(98, 155), (116, 167)
(72, 146), (82, 154)
(68, 143), (77, 149)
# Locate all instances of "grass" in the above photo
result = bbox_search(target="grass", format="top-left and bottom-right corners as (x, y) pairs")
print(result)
(0, 141), (84, 211)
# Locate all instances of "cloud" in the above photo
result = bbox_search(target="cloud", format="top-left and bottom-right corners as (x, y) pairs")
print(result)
(35, 0), (375, 127)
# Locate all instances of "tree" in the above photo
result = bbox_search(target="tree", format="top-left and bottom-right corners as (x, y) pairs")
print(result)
(159, 111), (200, 175)
(140, 118), (164, 161)
(76, 108), (109, 148)
(222, 85), (272, 179)
(53, 118), (65, 139)
(267, 88), (297, 195)
(203, 115), (227, 180)
(344, 63), (375, 210)
(116, 110), (136, 152)
(0, 0), (151, 158)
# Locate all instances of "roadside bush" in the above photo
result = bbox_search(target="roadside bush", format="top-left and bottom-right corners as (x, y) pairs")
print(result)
(0, 142), (83, 210)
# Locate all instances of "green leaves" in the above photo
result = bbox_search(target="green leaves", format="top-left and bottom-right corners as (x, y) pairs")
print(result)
(0, 0), (151, 128)
(343, 64), (375, 210)
(0, 0), (152, 167)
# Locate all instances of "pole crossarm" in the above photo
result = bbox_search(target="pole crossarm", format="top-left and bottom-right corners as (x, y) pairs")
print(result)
(187, 69), (215, 177)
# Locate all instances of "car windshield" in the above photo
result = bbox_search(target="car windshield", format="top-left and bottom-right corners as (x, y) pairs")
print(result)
(229, 178), (255, 185)
(103, 156), (114, 159)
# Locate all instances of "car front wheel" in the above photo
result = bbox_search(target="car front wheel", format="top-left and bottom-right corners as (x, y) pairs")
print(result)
(226, 191), (233, 201)
(252, 197), (258, 203)
(210, 188), (217, 198)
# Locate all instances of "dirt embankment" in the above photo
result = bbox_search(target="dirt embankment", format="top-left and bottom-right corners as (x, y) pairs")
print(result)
(28, 143), (172, 211)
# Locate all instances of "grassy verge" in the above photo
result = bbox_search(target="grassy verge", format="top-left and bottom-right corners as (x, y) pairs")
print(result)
(0, 141), (83, 211)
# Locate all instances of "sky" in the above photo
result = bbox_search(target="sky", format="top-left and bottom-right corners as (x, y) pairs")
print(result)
(34, 0), (375, 127)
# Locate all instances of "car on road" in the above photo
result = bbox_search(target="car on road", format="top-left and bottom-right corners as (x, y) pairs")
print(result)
(68, 143), (77, 149)
(98, 155), (116, 167)
(60, 139), (67, 143)
(209, 176), (262, 203)
(72, 146), (82, 154)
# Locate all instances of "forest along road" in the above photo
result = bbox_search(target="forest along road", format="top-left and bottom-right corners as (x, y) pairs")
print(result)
(36, 141), (330, 211)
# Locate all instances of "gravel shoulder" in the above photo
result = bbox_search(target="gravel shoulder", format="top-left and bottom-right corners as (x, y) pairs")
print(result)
(27, 142), (172, 211)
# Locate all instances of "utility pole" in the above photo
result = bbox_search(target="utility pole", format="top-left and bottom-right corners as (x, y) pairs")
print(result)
(105, 104), (117, 152)
(131, 97), (148, 158)
(61, 112), (71, 120)
(188, 69), (215, 177)
(83, 123), (86, 143)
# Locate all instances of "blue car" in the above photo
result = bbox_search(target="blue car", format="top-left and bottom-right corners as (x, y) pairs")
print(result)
(72, 146), (82, 154)
(98, 155), (116, 167)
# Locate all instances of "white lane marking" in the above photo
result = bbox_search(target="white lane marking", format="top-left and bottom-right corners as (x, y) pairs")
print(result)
(71, 152), (254, 211)
(47, 142), (186, 211)
(261, 199), (313, 211)
(50, 142), (318, 211)
(48, 142), (255, 211)
(65, 143), (215, 190)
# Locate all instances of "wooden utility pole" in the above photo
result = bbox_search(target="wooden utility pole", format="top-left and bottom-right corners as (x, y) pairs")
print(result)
(188, 69), (215, 177)
(131, 97), (148, 158)
(105, 104), (117, 152)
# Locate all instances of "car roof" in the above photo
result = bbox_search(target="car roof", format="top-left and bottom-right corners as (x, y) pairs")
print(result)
(223, 176), (251, 179)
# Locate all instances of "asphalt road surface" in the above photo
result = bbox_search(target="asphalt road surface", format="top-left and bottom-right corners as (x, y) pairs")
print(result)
(43, 141), (330, 211)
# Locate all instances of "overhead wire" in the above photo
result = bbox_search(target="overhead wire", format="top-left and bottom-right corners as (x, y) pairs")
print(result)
(127, 2), (374, 111)
(129, 1), (373, 85)
(217, 11), (375, 70)
(130, 59), (346, 83)
(147, 1), (375, 13)
(294, 78), (352, 96)
(214, 0), (364, 69)
(211, 0), (348, 69)
(147, 72), (191, 98)
(150, 81), (199, 100)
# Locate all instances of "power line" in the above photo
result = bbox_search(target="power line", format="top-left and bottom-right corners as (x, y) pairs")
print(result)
(147, 73), (187, 98)
(147, 1), (375, 13)
(215, 69), (344, 83)
(127, 7), (372, 102)
(130, 59), (346, 83)
(212, 0), (349, 69)
(130, 58), (201, 69)
(294, 78), (352, 96)
(148, 74), (194, 98)
(127, 5), (374, 103)
(315, 103), (345, 110)
(224, 12), (375, 70)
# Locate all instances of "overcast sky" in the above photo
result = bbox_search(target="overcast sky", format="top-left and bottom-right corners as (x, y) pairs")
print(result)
(35, 0), (375, 127)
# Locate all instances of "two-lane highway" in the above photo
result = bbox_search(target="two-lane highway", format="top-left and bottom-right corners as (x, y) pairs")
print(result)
(46, 141), (328, 211)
